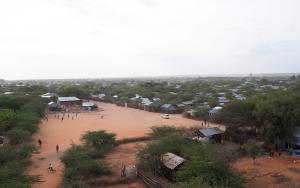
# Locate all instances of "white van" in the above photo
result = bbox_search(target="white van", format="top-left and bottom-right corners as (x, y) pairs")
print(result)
(161, 114), (170, 119)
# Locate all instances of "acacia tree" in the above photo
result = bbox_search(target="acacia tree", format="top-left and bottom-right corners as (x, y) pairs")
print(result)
(81, 130), (116, 149)
(59, 86), (90, 99)
(254, 92), (300, 145)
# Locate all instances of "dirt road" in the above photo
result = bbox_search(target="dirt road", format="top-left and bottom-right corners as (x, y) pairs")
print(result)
(233, 154), (300, 188)
(27, 102), (219, 188)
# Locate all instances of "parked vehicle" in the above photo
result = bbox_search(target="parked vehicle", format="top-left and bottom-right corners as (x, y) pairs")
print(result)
(161, 114), (170, 119)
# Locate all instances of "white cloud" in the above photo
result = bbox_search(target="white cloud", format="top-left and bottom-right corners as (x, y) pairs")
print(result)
(0, 0), (299, 79)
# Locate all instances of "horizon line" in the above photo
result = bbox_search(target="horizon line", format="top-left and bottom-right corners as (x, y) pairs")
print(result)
(2, 72), (300, 81)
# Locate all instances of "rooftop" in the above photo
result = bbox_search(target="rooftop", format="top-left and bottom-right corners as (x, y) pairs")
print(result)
(161, 152), (185, 170)
(82, 102), (96, 107)
(199, 127), (224, 137)
(58, 96), (80, 102)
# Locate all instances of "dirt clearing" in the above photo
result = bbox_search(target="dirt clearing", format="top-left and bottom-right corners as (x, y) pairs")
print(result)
(233, 153), (300, 188)
(28, 102), (218, 188)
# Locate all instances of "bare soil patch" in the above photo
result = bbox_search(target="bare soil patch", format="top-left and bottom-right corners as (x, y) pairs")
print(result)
(233, 153), (300, 188)
(28, 102), (218, 188)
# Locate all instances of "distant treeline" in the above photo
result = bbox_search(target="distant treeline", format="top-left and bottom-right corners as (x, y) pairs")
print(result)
(212, 82), (300, 145)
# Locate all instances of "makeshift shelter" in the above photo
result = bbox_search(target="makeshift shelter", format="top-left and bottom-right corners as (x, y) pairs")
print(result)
(40, 92), (56, 99)
(57, 96), (82, 106)
(48, 101), (58, 108)
(161, 152), (185, 180)
(182, 101), (194, 107)
(208, 106), (223, 116)
(197, 127), (224, 143)
(82, 102), (97, 110)
(123, 165), (137, 179)
(161, 104), (178, 114)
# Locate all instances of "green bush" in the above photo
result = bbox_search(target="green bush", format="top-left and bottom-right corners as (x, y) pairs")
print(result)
(0, 146), (38, 188)
(62, 180), (89, 188)
(138, 126), (244, 188)
(150, 126), (178, 138)
(81, 130), (116, 149)
(64, 160), (110, 180)
(6, 128), (31, 145)
(0, 95), (46, 188)
(61, 145), (91, 168)
(62, 130), (116, 188)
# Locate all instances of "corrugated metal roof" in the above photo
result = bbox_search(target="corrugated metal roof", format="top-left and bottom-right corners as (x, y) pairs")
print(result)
(141, 98), (153, 105)
(199, 128), (223, 137)
(161, 104), (176, 110)
(161, 152), (185, 170)
(182, 101), (193, 105)
(58, 96), (80, 102)
(82, 102), (96, 107)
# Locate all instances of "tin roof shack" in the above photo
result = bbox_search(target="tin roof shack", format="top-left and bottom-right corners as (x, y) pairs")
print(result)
(57, 96), (82, 107)
(48, 101), (60, 111)
(196, 128), (224, 143)
(123, 165), (137, 180)
(161, 104), (181, 114)
(82, 102), (98, 111)
(161, 152), (185, 181)
(40, 92), (56, 99)
(293, 127), (300, 150)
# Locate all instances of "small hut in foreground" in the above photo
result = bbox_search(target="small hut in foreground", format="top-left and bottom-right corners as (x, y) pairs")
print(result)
(161, 152), (185, 181)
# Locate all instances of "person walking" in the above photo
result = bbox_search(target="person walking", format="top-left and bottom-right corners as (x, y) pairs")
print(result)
(38, 139), (42, 146)
(56, 144), (59, 153)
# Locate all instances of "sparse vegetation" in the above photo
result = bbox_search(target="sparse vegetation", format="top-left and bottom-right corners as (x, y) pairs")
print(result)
(138, 126), (244, 188)
(61, 130), (116, 188)
(0, 95), (46, 187)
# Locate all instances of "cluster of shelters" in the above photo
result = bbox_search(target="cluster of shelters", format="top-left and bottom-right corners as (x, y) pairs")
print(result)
(160, 128), (224, 180)
(45, 95), (98, 111)
(218, 96), (230, 105)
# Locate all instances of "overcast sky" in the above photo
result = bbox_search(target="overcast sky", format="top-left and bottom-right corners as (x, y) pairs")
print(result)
(0, 0), (300, 79)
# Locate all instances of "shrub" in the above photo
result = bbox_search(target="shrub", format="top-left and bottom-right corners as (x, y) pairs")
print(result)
(150, 126), (178, 138)
(64, 160), (110, 180)
(61, 145), (91, 168)
(138, 126), (244, 188)
(81, 130), (116, 149)
(6, 128), (31, 145)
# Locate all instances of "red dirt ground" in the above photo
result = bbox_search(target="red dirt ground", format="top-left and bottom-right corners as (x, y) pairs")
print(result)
(100, 142), (147, 188)
(28, 102), (220, 188)
(233, 153), (300, 188)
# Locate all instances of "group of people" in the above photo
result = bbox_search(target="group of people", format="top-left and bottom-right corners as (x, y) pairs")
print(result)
(53, 112), (78, 121)
(37, 139), (60, 173)
(38, 139), (59, 152)
(201, 120), (210, 126)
